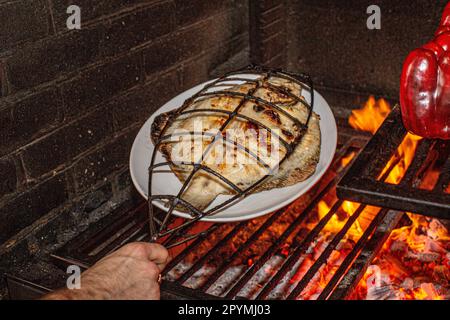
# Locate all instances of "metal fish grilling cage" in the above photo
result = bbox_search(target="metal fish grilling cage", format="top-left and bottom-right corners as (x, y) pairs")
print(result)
(147, 65), (314, 247)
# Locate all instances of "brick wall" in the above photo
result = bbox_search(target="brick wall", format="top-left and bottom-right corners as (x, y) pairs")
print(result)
(0, 0), (249, 252)
(249, 0), (287, 68)
(286, 0), (449, 97)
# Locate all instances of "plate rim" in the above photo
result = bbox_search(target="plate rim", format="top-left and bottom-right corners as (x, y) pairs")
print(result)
(129, 78), (337, 222)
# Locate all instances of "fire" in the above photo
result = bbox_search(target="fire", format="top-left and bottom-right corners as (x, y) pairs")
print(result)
(390, 213), (450, 251)
(379, 133), (421, 185)
(297, 96), (447, 300)
(348, 96), (421, 185)
(316, 200), (363, 240)
(176, 95), (448, 301)
(348, 95), (390, 134)
(348, 96), (449, 300)
(340, 151), (356, 168)
(354, 212), (449, 300)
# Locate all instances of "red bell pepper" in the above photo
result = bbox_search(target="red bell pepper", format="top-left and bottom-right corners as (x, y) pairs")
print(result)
(400, 3), (450, 140)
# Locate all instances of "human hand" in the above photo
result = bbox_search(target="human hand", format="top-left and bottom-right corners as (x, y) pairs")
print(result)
(42, 242), (170, 300)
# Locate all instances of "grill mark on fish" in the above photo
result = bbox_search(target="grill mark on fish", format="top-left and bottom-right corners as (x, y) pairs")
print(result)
(263, 109), (281, 125)
(282, 129), (294, 139)
(253, 104), (265, 112)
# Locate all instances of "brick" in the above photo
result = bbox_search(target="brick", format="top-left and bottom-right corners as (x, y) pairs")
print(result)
(197, 9), (244, 47)
(258, 0), (282, 12)
(264, 53), (285, 69)
(143, 16), (231, 76)
(62, 54), (141, 118)
(21, 105), (114, 179)
(142, 6), (246, 77)
(101, 2), (175, 57)
(21, 129), (66, 180)
(0, 157), (17, 199)
(230, 1), (249, 36)
(65, 105), (114, 159)
(20, 105), (113, 179)
(261, 19), (285, 39)
(0, 61), (5, 97)
(180, 33), (249, 89)
(180, 55), (210, 89)
(261, 32), (286, 63)
(0, 173), (68, 244)
(0, 89), (61, 156)
(260, 4), (284, 25)
(111, 70), (180, 132)
(174, 0), (231, 27)
(0, 0), (50, 50)
(6, 27), (102, 92)
(71, 127), (138, 192)
(28, 182), (112, 251)
(116, 168), (131, 191)
(143, 32), (195, 77)
(250, 1), (286, 66)
(50, 0), (152, 32)
(76, 183), (113, 212)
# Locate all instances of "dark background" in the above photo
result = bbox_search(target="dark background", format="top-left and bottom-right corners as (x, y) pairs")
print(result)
(287, 0), (448, 97)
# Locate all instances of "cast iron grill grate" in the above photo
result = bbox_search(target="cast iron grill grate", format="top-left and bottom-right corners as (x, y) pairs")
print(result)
(51, 128), (406, 300)
(337, 105), (450, 220)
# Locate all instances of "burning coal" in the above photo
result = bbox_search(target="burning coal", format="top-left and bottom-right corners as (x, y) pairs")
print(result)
(165, 96), (448, 301)
(349, 96), (449, 300)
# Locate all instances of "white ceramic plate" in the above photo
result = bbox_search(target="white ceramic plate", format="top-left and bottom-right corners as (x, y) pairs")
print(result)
(130, 75), (337, 222)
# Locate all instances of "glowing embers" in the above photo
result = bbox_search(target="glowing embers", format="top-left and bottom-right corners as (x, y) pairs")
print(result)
(348, 96), (449, 300)
(339, 95), (449, 218)
(348, 95), (421, 185)
(162, 95), (448, 300)
(352, 213), (449, 300)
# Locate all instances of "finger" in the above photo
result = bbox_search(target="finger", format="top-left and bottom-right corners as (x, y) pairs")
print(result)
(142, 243), (170, 271)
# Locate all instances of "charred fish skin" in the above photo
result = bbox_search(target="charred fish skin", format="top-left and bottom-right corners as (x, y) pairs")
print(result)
(150, 111), (171, 145)
(151, 75), (321, 212)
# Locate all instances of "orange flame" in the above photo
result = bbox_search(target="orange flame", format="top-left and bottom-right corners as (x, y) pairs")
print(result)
(348, 96), (448, 300)
(348, 96), (391, 134)
(348, 96), (421, 184)
(341, 151), (356, 168)
(379, 133), (422, 185)
(316, 200), (363, 240)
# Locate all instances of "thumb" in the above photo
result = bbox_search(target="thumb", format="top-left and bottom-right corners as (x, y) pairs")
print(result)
(141, 242), (171, 271)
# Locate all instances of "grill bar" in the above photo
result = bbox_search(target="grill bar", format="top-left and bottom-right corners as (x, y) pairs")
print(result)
(286, 203), (368, 299)
(199, 208), (285, 291)
(223, 140), (356, 298)
(80, 202), (147, 255)
(316, 208), (389, 300)
(337, 105), (450, 219)
(177, 221), (249, 284)
(256, 143), (402, 300)
(52, 130), (398, 300)
(400, 139), (432, 186)
(50, 90), (419, 300)
(436, 156), (450, 192)
(328, 210), (404, 299)
(256, 199), (343, 299)
(223, 179), (334, 298)
(161, 218), (213, 248)
(162, 224), (220, 275)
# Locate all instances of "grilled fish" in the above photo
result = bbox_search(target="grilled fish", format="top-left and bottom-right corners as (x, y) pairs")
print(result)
(151, 75), (321, 213)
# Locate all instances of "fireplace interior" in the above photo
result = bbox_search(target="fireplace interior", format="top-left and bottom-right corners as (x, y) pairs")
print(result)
(0, 0), (449, 300)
